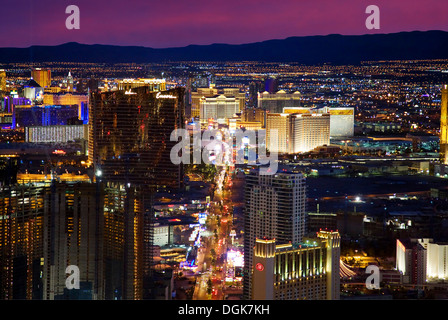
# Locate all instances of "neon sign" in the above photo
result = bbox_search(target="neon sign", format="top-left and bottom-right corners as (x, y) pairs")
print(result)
(255, 263), (264, 272)
(156, 92), (177, 99)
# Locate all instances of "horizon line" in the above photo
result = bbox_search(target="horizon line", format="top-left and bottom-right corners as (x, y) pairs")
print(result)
(0, 29), (444, 50)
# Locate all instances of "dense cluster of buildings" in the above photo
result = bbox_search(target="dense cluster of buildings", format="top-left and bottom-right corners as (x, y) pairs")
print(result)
(0, 60), (447, 302)
(0, 181), (148, 299)
(0, 73), (188, 299)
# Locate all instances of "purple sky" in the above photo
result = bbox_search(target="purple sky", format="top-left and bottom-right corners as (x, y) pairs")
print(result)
(1, 0), (447, 48)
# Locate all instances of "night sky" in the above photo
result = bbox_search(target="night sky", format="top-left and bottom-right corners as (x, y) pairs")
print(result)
(1, 0), (447, 48)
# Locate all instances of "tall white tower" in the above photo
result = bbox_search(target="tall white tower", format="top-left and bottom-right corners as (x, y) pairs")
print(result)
(243, 170), (306, 299)
(441, 85), (448, 165)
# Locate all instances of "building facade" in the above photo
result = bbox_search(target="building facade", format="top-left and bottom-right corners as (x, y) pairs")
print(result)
(325, 107), (355, 137)
(0, 181), (148, 300)
(251, 231), (340, 300)
(258, 90), (301, 113)
(283, 106), (354, 138)
(292, 113), (330, 153)
(242, 107), (266, 127)
(266, 112), (330, 154)
(440, 85), (448, 165)
(25, 124), (88, 143)
(31, 68), (51, 88)
(0, 70), (6, 92)
(117, 78), (166, 92)
(199, 94), (240, 123)
(43, 92), (89, 121)
(426, 241), (448, 281)
(13, 105), (79, 128)
(0, 183), (47, 299)
(191, 86), (245, 118)
(396, 238), (429, 285)
(88, 85), (185, 189)
(243, 170), (306, 299)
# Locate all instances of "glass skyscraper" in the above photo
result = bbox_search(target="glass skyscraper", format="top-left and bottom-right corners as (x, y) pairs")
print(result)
(88, 86), (185, 189)
(440, 85), (448, 165)
(88, 84), (185, 299)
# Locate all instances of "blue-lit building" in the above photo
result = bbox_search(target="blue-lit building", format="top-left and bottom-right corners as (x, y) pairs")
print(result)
(3, 97), (32, 113)
(13, 105), (79, 128)
(79, 101), (88, 123)
(22, 79), (44, 102)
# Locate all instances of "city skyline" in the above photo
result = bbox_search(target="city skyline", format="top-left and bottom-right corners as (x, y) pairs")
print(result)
(1, 57), (448, 302)
(2, 0), (448, 307)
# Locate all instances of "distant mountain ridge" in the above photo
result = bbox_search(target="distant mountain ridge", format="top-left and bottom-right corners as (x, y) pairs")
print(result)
(0, 30), (447, 64)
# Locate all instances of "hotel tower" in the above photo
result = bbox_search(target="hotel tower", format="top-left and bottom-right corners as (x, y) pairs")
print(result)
(441, 85), (448, 165)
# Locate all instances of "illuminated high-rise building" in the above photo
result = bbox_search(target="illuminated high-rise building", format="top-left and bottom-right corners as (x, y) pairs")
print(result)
(43, 182), (105, 300)
(243, 170), (306, 299)
(3, 97), (31, 113)
(88, 86), (185, 189)
(191, 87), (245, 119)
(283, 106), (354, 138)
(43, 92), (89, 122)
(199, 94), (240, 123)
(242, 107), (266, 127)
(325, 107), (355, 137)
(89, 83), (185, 300)
(117, 78), (166, 92)
(265, 113), (291, 153)
(258, 90), (301, 113)
(0, 183), (47, 300)
(396, 239), (427, 285)
(248, 81), (263, 108)
(191, 87), (218, 118)
(263, 76), (279, 94)
(395, 238), (448, 284)
(25, 124), (88, 143)
(222, 88), (246, 111)
(252, 231), (340, 300)
(101, 182), (148, 300)
(0, 69), (6, 92)
(0, 181), (148, 300)
(426, 240), (448, 281)
(440, 85), (448, 165)
(13, 105), (79, 128)
(266, 112), (330, 154)
(22, 79), (44, 102)
(31, 68), (51, 88)
(65, 72), (74, 92)
(291, 113), (330, 153)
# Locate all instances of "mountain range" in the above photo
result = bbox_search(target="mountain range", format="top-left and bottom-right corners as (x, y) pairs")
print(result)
(0, 30), (447, 65)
